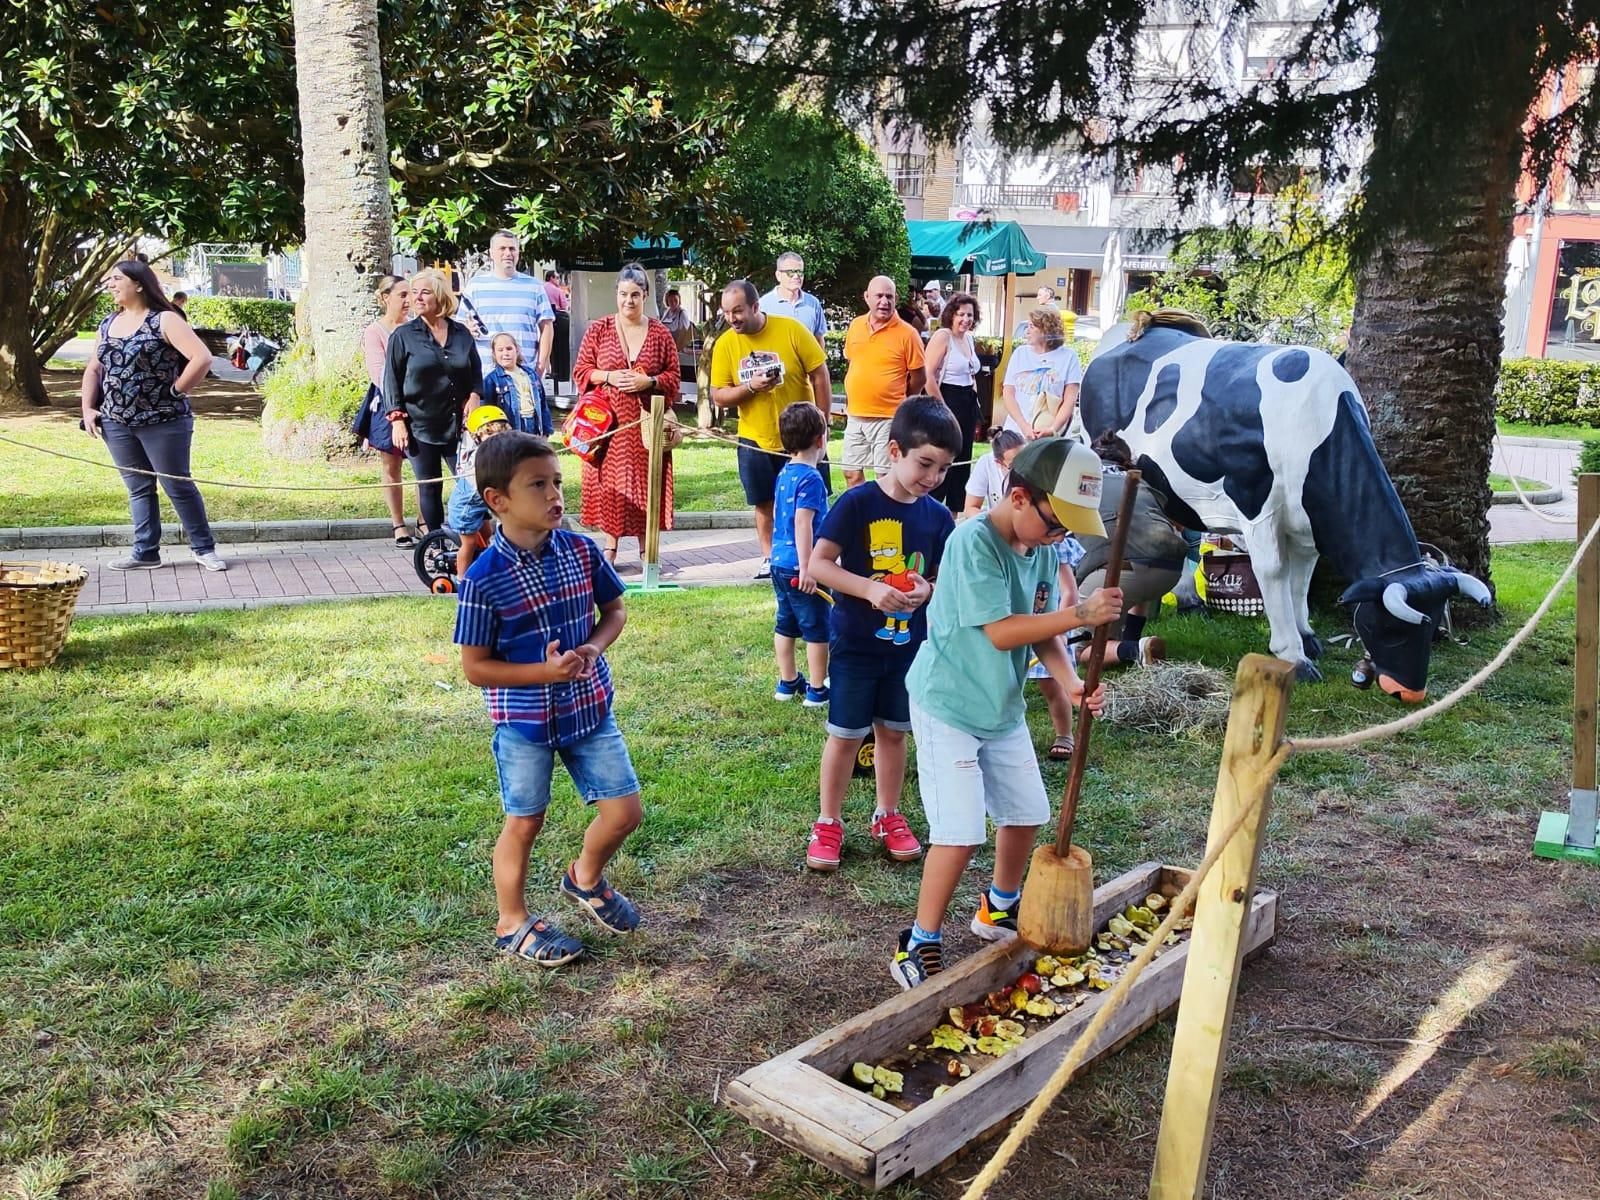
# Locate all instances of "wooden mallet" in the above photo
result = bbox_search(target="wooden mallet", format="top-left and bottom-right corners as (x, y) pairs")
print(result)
(1017, 469), (1142, 954)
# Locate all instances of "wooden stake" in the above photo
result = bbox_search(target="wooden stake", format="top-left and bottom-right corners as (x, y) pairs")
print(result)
(642, 392), (666, 589)
(1055, 470), (1141, 857)
(1573, 473), (1599, 845)
(1148, 654), (1295, 1200)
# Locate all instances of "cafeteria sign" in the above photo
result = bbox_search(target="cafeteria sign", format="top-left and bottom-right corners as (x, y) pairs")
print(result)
(1563, 269), (1600, 339)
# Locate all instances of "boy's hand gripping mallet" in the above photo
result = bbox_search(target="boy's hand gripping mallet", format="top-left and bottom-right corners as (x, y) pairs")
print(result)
(1017, 469), (1142, 955)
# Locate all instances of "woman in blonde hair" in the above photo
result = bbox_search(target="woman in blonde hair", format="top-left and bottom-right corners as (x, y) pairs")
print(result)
(382, 267), (483, 534)
(1000, 307), (1083, 441)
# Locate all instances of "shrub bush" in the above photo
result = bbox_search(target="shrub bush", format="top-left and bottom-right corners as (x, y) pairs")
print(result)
(259, 348), (367, 461)
(83, 294), (296, 343)
(1578, 438), (1600, 485)
(1495, 358), (1600, 427)
(186, 298), (296, 343)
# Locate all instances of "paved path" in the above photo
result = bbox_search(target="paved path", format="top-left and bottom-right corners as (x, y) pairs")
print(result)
(8, 435), (1586, 618)
(1490, 436), (1579, 542)
(10, 526), (766, 617)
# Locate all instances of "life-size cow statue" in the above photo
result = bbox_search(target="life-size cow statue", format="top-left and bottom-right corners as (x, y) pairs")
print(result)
(1081, 311), (1490, 700)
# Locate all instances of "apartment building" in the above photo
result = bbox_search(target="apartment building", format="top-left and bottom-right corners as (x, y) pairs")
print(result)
(871, 1), (1335, 338)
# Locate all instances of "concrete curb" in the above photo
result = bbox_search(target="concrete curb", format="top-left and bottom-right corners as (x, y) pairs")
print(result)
(73, 577), (762, 618)
(1499, 434), (1586, 449)
(0, 510), (758, 551)
(1490, 487), (1564, 506)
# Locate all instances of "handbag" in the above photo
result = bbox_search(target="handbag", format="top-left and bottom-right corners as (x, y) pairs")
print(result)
(563, 392), (618, 466)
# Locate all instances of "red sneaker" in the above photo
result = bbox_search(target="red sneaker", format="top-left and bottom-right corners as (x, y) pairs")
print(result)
(806, 819), (843, 871)
(870, 811), (923, 862)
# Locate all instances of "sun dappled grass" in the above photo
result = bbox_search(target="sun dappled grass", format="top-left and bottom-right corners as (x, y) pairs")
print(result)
(0, 541), (1588, 1191)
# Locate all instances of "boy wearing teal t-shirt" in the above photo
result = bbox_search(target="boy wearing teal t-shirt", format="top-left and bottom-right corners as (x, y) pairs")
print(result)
(892, 438), (1124, 989)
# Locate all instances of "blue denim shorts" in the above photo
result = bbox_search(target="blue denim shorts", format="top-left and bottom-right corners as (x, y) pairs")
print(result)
(447, 477), (490, 534)
(491, 713), (640, 817)
(826, 644), (912, 739)
(771, 567), (830, 643)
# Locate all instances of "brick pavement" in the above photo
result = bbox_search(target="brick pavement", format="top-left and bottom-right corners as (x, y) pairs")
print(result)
(10, 525), (768, 617)
(7, 434), (1587, 618)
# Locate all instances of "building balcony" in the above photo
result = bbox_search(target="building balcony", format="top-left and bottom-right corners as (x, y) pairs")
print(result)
(955, 183), (1089, 214)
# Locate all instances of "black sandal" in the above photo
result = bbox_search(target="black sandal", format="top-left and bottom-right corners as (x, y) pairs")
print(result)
(495, 915), (583, 966)
(393, 525), (416, 547)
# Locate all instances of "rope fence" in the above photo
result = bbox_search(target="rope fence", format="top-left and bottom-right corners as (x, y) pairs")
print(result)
(961, 512), (1600, 1198)
(0, 411), (992, 495)
(0, 416), (647, 492)
(1493, 430), (1576, 526)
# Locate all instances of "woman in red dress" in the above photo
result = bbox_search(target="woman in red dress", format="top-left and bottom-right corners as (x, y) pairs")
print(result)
(573, 263), (682, 565)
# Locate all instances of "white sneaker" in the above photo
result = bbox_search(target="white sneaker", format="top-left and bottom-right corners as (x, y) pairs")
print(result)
(192, 550), (229, 572)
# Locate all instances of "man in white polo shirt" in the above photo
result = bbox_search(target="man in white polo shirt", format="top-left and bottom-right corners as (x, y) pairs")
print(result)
(460, 230), (555, 384)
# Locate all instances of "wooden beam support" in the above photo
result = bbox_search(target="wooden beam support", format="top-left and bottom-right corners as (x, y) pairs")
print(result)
(1147, 655), (1295, 1200)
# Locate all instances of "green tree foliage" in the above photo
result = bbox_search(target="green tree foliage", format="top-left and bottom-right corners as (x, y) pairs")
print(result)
(687, 108), (911, 306)
(383, 0), (735, 260)
(0, 3), (301, 406)
(1126, 197), (1355, 352)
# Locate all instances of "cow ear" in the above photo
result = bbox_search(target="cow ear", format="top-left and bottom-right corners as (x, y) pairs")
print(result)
(1339, 578), (1382, 606)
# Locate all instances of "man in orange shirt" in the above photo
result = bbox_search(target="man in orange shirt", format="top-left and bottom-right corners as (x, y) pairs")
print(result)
(842, 276), (926, 487)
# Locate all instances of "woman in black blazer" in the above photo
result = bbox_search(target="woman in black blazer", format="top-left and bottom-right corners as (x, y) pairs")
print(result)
(382, 267), (483, 533)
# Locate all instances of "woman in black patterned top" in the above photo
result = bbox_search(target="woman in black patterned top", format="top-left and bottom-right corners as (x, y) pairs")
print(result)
(80, 260), (227, 571)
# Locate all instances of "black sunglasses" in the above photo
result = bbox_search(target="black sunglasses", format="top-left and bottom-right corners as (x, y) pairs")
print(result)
(1035, 500), (1068, 537)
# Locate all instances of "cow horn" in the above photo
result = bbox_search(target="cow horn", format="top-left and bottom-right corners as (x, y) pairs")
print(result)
(1451, 570), (1492, 607)
(1382, 582), (1428, 625)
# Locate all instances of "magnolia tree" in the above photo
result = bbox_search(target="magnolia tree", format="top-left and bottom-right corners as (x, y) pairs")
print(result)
(0, 4), (299, 408)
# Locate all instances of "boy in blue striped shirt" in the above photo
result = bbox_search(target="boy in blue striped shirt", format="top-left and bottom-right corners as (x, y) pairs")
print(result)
(453, 432), (642, 966)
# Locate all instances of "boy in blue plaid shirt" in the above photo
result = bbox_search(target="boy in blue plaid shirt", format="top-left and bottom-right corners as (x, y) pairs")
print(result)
(453, 432), (643, 966)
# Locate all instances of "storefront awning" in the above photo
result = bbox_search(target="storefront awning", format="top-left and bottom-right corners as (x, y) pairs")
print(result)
(908, 219), (1047, 278)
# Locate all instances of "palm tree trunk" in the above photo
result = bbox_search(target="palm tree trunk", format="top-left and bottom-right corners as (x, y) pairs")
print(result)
(1344, 12), (1528, 589)
(292, 0), (393, 369)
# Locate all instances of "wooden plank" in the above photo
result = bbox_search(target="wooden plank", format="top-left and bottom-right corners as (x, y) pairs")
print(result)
(1148, 655), (1295, 1200)
(726, 1078), (878, 1186)
(642, 393), (666, 576)
(798, 862), (1165, 1079)
(1578, 474), (1599, 792)
(1573, 475), (1598, 850)
(735, 1059), (900, 1141)
(867, 891), (1276, 1188)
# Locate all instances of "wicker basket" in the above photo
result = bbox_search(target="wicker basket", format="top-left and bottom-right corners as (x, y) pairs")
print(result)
(0, 559), (89, 669)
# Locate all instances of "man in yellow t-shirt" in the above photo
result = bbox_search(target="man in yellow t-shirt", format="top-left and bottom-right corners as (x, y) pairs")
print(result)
(710, 279), (833, 575)
(842, 275), (925, 487)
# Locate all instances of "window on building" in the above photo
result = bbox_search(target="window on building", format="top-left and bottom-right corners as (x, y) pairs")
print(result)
(1230, 163), (1320, 196)
(891, 153), (926, 199)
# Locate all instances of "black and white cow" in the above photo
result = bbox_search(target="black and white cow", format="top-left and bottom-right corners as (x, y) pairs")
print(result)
(1081, 317), (1490, 699)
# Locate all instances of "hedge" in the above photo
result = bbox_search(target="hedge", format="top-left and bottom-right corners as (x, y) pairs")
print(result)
(84, 294), (296, 344)
(1495, 358), (1600, 427)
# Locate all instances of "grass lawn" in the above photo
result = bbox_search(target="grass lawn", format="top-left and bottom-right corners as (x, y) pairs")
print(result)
(0, 377), (850, 528)
(4, 547), (1600, 1198)
(1488, 473), (1553, 493)
(1498, 420), (1600, 443)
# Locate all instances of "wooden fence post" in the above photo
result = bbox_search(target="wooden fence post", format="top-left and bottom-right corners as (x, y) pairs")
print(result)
(1148, 654), (1296, 1200)
(640, 392), (667, 591)
(1536, 472), (1600, 863)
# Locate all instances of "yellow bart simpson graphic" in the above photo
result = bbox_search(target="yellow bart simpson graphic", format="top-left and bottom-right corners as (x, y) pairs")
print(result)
(868, 517), (913, 644)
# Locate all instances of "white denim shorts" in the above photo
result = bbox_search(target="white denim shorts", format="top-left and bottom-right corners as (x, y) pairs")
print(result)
(909, 701), (1050, 846)
(842, 415), (893, 473)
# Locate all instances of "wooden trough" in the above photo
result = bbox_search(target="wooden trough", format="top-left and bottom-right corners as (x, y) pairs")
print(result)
(727, 860), (1278, 1190)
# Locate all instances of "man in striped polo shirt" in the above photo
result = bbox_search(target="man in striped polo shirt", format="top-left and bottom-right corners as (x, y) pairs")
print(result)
(461, 230), (556, 386)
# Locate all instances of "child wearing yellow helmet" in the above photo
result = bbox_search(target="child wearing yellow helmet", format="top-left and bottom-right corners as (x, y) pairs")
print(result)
(451, 404), (515, 577)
